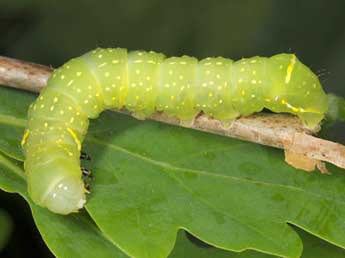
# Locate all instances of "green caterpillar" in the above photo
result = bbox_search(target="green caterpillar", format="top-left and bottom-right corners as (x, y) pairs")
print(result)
(21, 48), (328, 214)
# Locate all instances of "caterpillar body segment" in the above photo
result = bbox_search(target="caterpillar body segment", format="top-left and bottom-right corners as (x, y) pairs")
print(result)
(22, 48), (328, 214)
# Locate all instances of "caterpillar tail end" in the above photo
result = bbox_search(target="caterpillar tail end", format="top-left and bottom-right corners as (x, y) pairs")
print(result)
(42, 176), (86, 215)
(27, 159), (87, 215)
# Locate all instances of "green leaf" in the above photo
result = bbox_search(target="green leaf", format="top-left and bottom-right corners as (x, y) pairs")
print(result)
(0, 209), (12, 251)
(0, 86), (35, 161)
(82, 111), (345, 258)
(1, 86), (345, 258)
(171, 228), (345, 258)
(0, 152), (128, 258)
(1, 153), (345, 258)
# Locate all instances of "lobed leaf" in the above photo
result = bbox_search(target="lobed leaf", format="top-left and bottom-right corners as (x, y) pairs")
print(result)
(1, 86), (345, 258)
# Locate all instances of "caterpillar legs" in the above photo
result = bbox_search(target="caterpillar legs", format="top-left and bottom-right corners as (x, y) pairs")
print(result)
(80, 151), (91, 161)
(81, 167), (93, 178)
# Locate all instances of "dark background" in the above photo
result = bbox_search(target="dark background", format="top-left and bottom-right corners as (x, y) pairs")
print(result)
(0, 1), (344, 257)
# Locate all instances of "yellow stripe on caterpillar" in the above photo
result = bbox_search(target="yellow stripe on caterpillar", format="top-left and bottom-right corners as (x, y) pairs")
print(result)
(21, 129), (30, 147)
(66, 127), (81, 151)
(285, 54), (296, 84)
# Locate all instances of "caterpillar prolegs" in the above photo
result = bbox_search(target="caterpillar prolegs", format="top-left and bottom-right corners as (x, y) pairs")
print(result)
(22, 48), (328, 214)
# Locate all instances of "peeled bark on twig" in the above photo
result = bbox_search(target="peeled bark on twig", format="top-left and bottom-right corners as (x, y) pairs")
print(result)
(0, 55), (344, 172)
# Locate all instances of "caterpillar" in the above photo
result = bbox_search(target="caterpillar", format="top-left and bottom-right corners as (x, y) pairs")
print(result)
(21, 48), (328, 214)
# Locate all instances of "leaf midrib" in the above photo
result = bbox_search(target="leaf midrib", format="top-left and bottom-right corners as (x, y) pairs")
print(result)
(87, 136), (345, 206)
(0, 114), (26, 128)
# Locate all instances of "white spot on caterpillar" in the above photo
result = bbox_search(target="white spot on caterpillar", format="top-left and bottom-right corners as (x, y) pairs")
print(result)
(98, 54), (103, 59)
(274, 95), (279, 101)
(135, 69), (141, 74)
(134, 60), (143, 63)
(219, 99), (223, 104)
(112, 60), (119, 64)
(252, 70), (256, 75)
(98, 63), (107, 68)
(168, 70), (173, 75)
(250, 60), (257, 63)
(146, 76), (151, 81)
(39, 96), (44, 100)
(50, 105), (55, 111)
(251, 79), (257, 84)
(60, 110), (64, 115)
(40, 104), (45, 108)
(206, 70), (211, 75)
(77, 88), (81, 93)
(105, 87), (110, 91)
(251, 94), (256, 98)
(179, 75), (184, 80)
(44, 122), (48, 128)
(240, 68), (245, 72)
(202, 83), (207, 87)
(216, 74), (221, 79)
(84, 100), (89, 104)
(216, 61), (223, 65)
(76, 72), (82, 76)
(53, 97), (58, 103)
(104, 72), (110, 77)
(164, 84), (170, 88)
(68, 106), (72, 110)
(67, 80), (74, 86)
(238, 78), (243, 83)
(60, 75), (65, 80)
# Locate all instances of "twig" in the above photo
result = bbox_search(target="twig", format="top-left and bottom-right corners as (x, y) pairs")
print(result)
(0, 55), (344, 172)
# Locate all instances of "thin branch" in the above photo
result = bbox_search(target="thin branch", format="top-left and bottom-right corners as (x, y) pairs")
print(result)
(0, 55), (344, 172)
